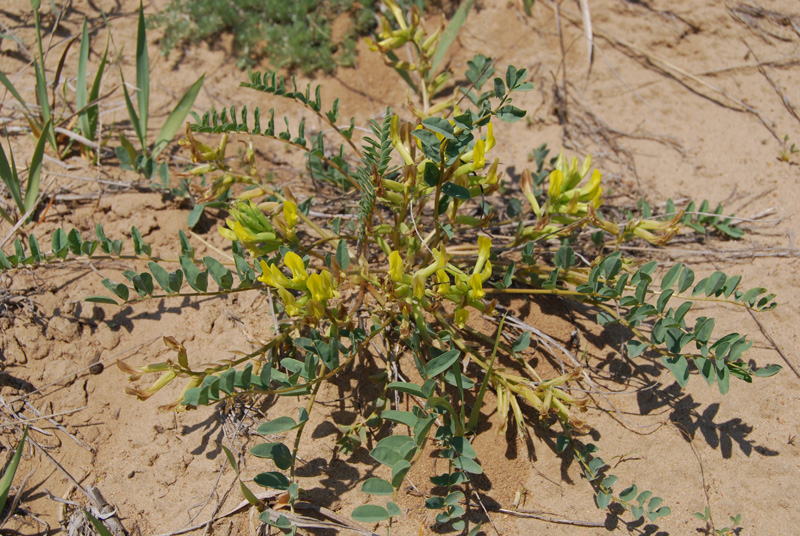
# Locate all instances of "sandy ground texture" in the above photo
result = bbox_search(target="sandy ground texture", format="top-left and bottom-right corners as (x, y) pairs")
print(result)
(1, 0), (800, 535)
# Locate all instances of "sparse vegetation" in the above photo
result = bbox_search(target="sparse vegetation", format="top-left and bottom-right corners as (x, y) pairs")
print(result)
(0, 1), (791, 535)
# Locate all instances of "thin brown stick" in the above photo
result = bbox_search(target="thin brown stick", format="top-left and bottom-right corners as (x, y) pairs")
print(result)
(743, 41), (800, 125)
(746, 308), (800, 379)
(495, 507), (605, 527)
(470, 490), (501, 536)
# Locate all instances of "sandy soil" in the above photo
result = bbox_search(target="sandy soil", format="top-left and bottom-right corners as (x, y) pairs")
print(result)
(1, 0), (800, 535)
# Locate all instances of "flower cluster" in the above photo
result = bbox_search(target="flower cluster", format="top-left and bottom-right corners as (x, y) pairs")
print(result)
(218, 201), (298, 256)
(364, 0), (449, 100)
(387, 236), (495, 328)
(522, 153), (603, 219)
(258, 251), (339, 319)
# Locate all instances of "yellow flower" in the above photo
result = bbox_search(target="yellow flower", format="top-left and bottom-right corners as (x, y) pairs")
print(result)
(233, 221), (256, 242)
(307, 273), (333, 301)
(469, 272), (485, 300)
(548, 169), (565, 198)
(389, 250), (404, 282)
(486, 122), (496, 151)
(414, 244), (448, 281)
(436, 269), (450, 295)
(258, 260), (291, 288)
(472, 139), (486, 170)
(278, 288), (301, 317)
(283, 200), (298, 231)
(219, 220), (237, 241)
(454, 308), (469, 329)
(323, 270), (340, 298)
(474, 236), (492, 275)
(412, 274), (426, 300)
(521, 169), (542, 217)
(284, 251), (308, 283)
(218, 202), (281, 255)
(578, 170), (602, 204)
(384, 0), (408, 31)
(481, 260), (493, 282)
(390, 116), (414, 166)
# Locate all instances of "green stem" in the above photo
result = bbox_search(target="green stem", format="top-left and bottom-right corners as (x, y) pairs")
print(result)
(290, 363), (325, 482)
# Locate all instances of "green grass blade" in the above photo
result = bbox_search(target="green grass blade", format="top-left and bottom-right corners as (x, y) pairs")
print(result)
(82, 509), (114, 536)
(33, 62), (57, 153)
(77, 18), (90, 141)
(467, 314), (505, 433)
(135, 1), (149, 145)
(31, 0), (44, 68)
(0, 70), (31, 114)
(0, 425), (28, 514)
(0, 140), (24, 211)
(88, 38), (109, 139)
(24, 118), (50, 215)
(121, 73), (144, 150)
(430, 0), (475, 75)
(152, 74), (204, 158)
(0, 205), (14, 225)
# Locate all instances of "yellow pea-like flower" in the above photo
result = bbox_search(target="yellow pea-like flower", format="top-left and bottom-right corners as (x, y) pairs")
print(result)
(258, 260), (292, 288)
(278, 288), (301, 317)
(322, 270), (340, 298)
(233, 221), (256, 243)
(307, 273), (332, 301)
(218, 221), (237, 241)
(454, 308), (469, 329)
(520, 169), (542, 217)
(472, 138), (486, 170)
(284, 251), (308, 283)
(283, 200), (298, 230)
(486, 122), (496, 151)
(548, 169), (565, 198)
(436, 269), (450, 295)
(389, 250), (404, 282)
(469, 272), (485, 300)
(412, 274), (426, 300)
(481, 260), (493, 282)
(474, 235), (492, 275)
(578, 170), (602, 203)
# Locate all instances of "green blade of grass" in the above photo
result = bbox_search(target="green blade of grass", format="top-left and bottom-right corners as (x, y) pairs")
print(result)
(33, 62), (57, 153)
(30, 0), (44, 69)
(0, 70), (31, 114)
(135, 1), (149, 145)
(430, 0), (475, 75)
(0, 205), (14, 225)
(82, 508), (114, 536)
(152, 74), (204, 158)
(0, 140), (24, 211)
(121, 74), (144, 150)
(88, 38), (110, 140)
(0, 425), (28, 514)
(77, 18), (90, 141)
(222, 445), (261, 509)
(24, 118), (50, 215)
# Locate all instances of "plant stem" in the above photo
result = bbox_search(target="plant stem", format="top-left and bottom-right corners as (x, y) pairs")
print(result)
(290, 363), (325, 482)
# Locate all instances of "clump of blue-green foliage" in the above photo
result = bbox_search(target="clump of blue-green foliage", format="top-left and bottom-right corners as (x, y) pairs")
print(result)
(149, 0), (426, 72)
